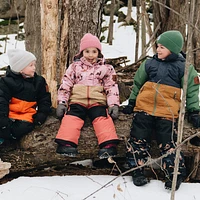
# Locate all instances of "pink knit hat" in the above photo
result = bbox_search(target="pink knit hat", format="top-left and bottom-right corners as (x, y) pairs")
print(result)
(79, 33), (102, 52)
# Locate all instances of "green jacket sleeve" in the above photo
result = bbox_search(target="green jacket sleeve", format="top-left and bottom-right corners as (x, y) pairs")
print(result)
(182, 65), (200, 112)
(128, 60), (148, 102)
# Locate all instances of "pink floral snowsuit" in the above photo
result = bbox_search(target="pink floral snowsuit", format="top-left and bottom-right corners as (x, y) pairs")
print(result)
(55, 57), (120, 148)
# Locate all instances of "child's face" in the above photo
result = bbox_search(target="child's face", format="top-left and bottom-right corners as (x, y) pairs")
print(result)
(156, 44), (171, 59)
(21, 60), (36, 77)
(83, 47), (99, 64)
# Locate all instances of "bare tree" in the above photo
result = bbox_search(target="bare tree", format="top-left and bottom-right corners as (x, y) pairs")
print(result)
(125, 0), (133, 24)
(135, 0), (140, 61)
(171, 1), (195, 199)
(107, 0), (115, 45)
(152, 0), (200, 71)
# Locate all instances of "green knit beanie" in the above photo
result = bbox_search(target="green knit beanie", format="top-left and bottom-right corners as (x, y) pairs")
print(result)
(156, 30), (184, 54)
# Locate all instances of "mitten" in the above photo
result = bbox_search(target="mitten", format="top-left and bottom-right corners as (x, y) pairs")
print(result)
(122, 100), (135, 114)
(188, 111), (200, 128)
(0, 117), (12, 129)
(56, 104), (67, 119)
(108, 105), (119, 120)
(33, 112), (47, 125)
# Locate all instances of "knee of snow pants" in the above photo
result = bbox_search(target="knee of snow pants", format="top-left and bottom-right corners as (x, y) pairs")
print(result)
(92, 115), (118, 145)
(56, 114), (84, 145)
(0, 119), (34, 140)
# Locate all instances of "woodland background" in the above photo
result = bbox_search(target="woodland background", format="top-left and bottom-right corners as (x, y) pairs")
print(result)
(0, 1), (200, 194)
(1, 0), (200, 107)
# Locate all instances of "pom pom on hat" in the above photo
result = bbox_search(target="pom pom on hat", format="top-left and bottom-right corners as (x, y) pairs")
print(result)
(7, 49), (36, 73)
(79, 33), (102, 52)
(156, 30), (184, 54)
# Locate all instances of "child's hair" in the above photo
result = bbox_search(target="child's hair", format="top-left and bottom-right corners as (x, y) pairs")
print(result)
(7, 49), (36, 73)
(156, 30), (184, 54)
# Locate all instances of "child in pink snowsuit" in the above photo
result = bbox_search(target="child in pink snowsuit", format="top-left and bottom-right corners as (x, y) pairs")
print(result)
(55, 33), (120, 158)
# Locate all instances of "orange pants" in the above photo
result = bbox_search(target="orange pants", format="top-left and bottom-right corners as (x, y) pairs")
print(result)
(55, 104), (119, 147)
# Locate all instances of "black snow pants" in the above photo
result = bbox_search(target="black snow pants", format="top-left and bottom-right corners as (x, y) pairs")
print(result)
(126, 111), (186, 177)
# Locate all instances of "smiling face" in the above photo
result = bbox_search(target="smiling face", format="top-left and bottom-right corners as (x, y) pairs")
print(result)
(156, 44), (171, 60)
(21, 60), (36, 77)
(83, 47), (99, 64)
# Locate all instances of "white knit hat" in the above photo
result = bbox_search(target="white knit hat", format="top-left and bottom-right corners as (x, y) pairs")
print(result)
(7, 49), (36, 72)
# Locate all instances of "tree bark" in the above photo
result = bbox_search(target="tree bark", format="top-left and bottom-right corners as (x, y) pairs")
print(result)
(107, 0), (115, 45)
(67, 0), (103, 64)
(24, 0), (42, 74)
(25, 0), (104, 108)
(0, 109), (199, 182)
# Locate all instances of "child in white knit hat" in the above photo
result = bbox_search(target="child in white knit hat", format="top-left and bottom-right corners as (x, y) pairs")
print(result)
(55, 33), (120, 158)
(0, 49), (52, 143)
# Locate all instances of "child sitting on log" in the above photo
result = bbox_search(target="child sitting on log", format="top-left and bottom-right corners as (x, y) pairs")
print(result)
(0, 49), (52, 143)
(55, 33), (120, 158)
(123, 30), (200, 190)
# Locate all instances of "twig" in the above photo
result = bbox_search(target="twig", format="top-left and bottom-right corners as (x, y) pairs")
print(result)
(82, 131), (200, 200)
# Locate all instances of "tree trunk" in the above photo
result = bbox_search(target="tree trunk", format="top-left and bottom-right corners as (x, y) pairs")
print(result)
(192, 0), (200, 71)
(134, 0), (140, 61)
(40, 1), (59, 107)
(125, 0), (132, 24)
(68, 0), (104, 64)
(24, 0), (104, 108)
(152, 0), (186, 37)
(0, 109), (199, 182)
(152, 0), (200, 72)
(107, 0), (115, 45)
(24, 0), (42, 74)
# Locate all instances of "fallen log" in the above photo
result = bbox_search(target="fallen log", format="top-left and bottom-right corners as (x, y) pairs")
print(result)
(0, 109), (199, 183)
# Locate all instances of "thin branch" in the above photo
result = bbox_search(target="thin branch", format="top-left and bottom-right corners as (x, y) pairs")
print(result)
(82, 131), (200, 200)
(171, 0), (195, 198)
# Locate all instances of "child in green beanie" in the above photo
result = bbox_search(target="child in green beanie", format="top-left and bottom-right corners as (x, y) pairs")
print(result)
(122, 30), (200, 190)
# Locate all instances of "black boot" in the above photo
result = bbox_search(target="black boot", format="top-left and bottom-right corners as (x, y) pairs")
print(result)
(56, 144), (78, 157)
(98, 144), (117, 159)
(132, 169), (148, 186)
(165, 175), (184, 190)
(189, 136), (200, 146)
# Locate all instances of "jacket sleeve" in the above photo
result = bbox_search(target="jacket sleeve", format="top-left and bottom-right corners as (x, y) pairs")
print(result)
(36, 77), (52, 114)
(0, 78), (11, 117)
(103, 64), (120, 107)
(129, 60), (148, 101)
(183, 65), (200, 112)
(57, 63), (75, 104)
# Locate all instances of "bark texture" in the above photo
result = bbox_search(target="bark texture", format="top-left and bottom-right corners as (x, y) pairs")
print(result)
(68, 0), (104, 64)
(0, 109), (199, 182)
(25, 0), (42, 73)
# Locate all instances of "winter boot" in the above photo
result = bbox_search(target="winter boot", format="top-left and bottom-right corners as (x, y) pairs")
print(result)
(189, 136), (200, 146)
(164, 175), (184, 190)
(98, 144), (117, 159)
(56, 144), (78, 157)
(132, 169), (148, 186)
(0, 138), (4, 145)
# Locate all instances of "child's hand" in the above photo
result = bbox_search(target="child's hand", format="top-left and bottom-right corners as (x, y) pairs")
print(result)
(0, 117), (12, 129)
(56, 104), (67, 119)
(122, 105), (134, 114)
(122, 100), (135, 114)
(108, 105), (119, 120)
(33, 112), (47, 125)
(188, 111), (200, 128)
